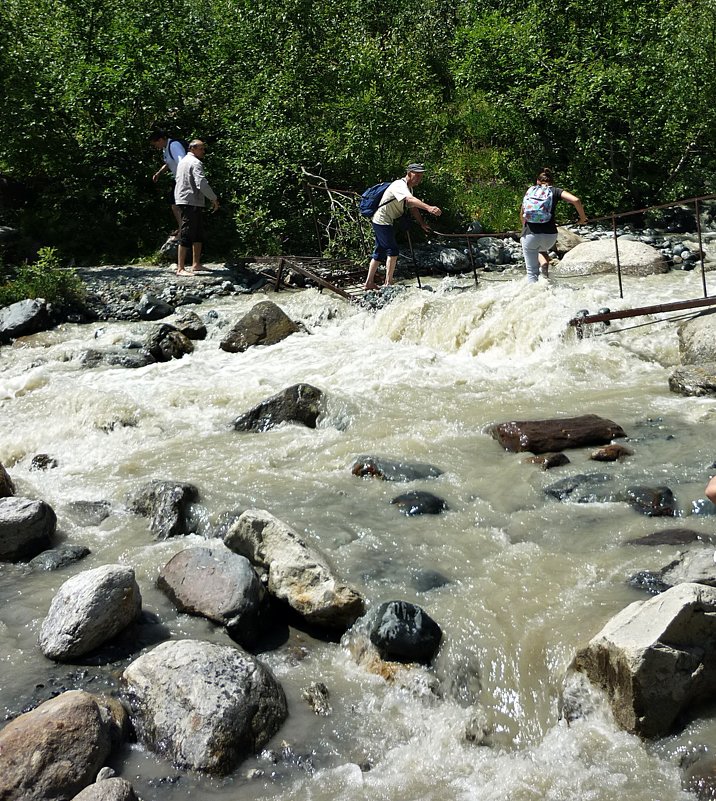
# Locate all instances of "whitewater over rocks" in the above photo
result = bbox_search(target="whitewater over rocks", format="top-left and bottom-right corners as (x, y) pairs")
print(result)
(1, 223), (716, 800)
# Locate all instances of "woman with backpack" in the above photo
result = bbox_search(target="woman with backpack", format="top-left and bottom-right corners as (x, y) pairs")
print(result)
(520, 167), (587, 282)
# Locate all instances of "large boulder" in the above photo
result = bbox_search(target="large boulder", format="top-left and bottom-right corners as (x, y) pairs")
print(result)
(0, 298), (51, 343)
(556, 238), (670, 276)
(122, 639), (287, 775)
(157, 543), (265, 648)
(0, 496), (56, 561)
(129, 480), (199, 539)
(136, 293), (174, 321)
(224, 508), (365, 630)
(492, 414), (626, 454)
(677, 313), (716, 364)
(219, 300), (301, 353)
(39, 564), (142, 661)
(570, 582), (716, 737)
(0, 690), (112, 801)
(669, 363), (716, 396)
(554, 226), (584, 257)
(172, 310), (207, 340)
(29, 544), (91, 572)
(71, 777), (138, 801)
(78, 348), (156, 369)
(232, 383), (323, 432)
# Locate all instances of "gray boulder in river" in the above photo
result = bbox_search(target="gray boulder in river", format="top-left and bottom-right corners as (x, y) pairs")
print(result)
(144, 322), (194, 361)
(569, 582), (716, 737)
(122, 639), (287, 775)
(70, 777), (139, 801)
(0, 496), (56, 561)
(556, 238), (669, 276)
(157, 542), (266, 648)
(39, 564), (142, 661)
(677, 312), (716, 364)
(669, 363), (716, 397)
(0, 690), (114, 801)
(351, 455), (443, 481)
(219, 299), (301, 353)
(129, 480), (199, 539)
(0, 461), (15, 497)
(232, 383), (323, 432)
(0, 297), (51, 343)
(224, 508), (365, 630)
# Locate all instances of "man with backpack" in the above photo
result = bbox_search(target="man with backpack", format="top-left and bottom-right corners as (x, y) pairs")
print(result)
(363, 163), (442, 290)
(150, 130), (187, 234)
(520, 167), (587, 283)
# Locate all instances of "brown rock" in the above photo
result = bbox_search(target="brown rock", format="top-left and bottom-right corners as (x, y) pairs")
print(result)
(0, 690), (112, 801)
(219, 300), (301, 353)
(590, 444), (634, 461)
(522, 452), (571, 470)
(492, 414), (626, 454)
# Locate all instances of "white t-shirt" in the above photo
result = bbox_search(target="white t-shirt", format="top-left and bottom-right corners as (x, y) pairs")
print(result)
(372, 178), (412, 225)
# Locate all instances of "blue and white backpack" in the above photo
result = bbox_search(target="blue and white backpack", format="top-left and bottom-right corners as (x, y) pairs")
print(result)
(522, 184), (554, 224)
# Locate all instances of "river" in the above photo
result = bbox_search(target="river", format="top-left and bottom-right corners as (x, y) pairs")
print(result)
(1, 266), (715, 800)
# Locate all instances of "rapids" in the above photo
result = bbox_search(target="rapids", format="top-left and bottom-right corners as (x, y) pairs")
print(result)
(1, 267), (715, 801)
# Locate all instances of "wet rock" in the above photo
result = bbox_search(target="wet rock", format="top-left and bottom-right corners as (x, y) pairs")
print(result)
(39, 564), (142, 661)
(122, 639), (287, 775)
(391, 490), (448, 515)
(302, 682), (331, 715)
(557, 239), (670, 277)
(0, 298), (51, 343)
(491, 414), (626, 454)
(129, 480), (200, 539)
(157, 543), (265, 648)
(30, 453), (58, 471)
(554, 226), (584, 256)
(78, 348), (156, 369)
(410, 568), (451, 593)
(522, 452), (570, 470)
(659, 549), (716, 588)
(219, 300), (301, 353)
(590, 444), (634, 461)
(351, 456), (443, 482)
(172, 310), (207, 340)
(64, 500), (112, 527)
(544, 473), (612, 502)
(683, 752), (716, 800)
(669, 364), (716, 397)
(570, 582), (716, 737)
(224, 508), (365, 630)
(29, 543), (91, 571)
(626, 528), (709, 547)
(677, 313), (716, 365)
(369, 600), (442, 665)
(211, 509), (244, 540)
(693, 497), (716, 516)
(136, 293), (174, 321)
(0, 496), (56, 561)
(0, 461), (15, 497)
(627, 569), (674, 595)
(232, 383), (323, 432)
(0, 690), (112, 801)
(71, 777), (139, 801)
(439, 247), (470, 271)
(624, 485), (676, 516)
(144, 322), (194, 362)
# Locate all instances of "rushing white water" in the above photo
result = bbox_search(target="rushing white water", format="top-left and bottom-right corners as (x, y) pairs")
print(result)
(1, 267), (715, 801)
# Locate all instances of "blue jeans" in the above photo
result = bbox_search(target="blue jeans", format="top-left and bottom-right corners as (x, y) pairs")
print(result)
(371, 222), (399, 263)
(521, 232), (557, 282)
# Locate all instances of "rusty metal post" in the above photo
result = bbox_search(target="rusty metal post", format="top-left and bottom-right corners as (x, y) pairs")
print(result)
(406, 230), (421, 288)
(612, 215), (624, 299)
(695, 198), (708, 297)
(274, 257), (285, 292)
(466, 237), (478, 286)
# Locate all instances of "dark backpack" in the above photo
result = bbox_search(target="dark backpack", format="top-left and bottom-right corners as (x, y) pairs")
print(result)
(359, 181), (392, 217)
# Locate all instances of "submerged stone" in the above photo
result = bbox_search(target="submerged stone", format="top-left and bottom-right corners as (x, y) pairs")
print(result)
(351, 455), (443, 482)
(391, 491), (448, 515)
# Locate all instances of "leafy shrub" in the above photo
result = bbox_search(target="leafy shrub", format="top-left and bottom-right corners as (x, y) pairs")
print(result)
(0, 247), (86, 307)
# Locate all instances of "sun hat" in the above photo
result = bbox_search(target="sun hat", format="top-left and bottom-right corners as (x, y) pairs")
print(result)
(406, 163), (426, 173)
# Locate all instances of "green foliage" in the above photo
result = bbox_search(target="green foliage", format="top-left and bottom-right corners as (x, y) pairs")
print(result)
(0, 248), (86, 307)
(1, 0), (715, 261)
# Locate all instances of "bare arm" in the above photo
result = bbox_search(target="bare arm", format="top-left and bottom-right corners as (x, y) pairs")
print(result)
(706, 476), (716, 504)
(405, 195), (442, 231)
(153, 163), (169, 182)
(560, 190), (588, 224)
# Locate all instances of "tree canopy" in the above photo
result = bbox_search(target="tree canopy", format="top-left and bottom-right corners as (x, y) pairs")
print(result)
(1, 0), (714, 261)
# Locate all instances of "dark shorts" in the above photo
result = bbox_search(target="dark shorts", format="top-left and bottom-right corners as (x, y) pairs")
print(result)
(178, 205), (203, 246)
(371, 222), (399, 263)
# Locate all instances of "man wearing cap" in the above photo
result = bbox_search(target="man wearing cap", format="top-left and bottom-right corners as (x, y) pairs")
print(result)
(364, 163), (442, 289)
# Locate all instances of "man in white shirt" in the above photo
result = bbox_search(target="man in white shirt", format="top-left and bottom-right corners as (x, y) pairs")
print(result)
(150, 130), (187, 234)
(365, 163), (442, 290)
(174, 140), (220, 275)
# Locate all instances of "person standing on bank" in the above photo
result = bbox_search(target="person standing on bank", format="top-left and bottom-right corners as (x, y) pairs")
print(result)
(174, 140), (219, 276)
(365, 163), (442, 290)
(520, 167), (587, 283)
(149, 130), (187, 234)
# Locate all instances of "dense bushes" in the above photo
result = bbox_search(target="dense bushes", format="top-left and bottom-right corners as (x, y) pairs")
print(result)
(1, 0), (714, 263)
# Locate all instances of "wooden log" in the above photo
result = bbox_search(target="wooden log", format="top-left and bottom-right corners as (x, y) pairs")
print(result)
(491, 414), (626, 454)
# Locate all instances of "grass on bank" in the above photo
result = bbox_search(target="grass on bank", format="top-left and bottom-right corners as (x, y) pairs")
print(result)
(0, 247), (86, 308)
